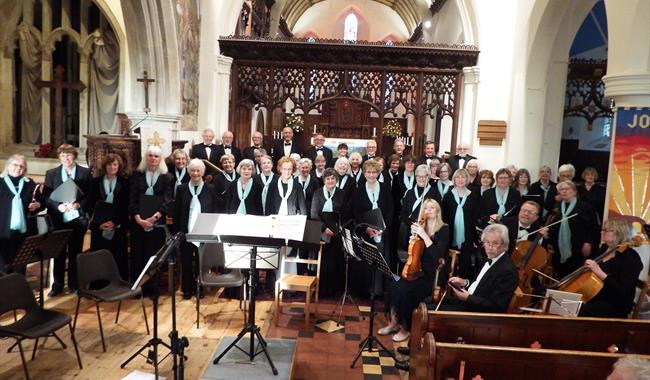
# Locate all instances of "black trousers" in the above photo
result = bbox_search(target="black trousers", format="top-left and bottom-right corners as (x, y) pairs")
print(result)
(0, 231), (28, 274)
(180, 241), (198, 293)
(130, 224), (166, 291)
(52, 217), (87, 289)
(90, 227), (129, 281)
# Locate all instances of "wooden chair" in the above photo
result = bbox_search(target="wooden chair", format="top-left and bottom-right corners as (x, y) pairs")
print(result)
(632, 279), (649, 319)
(274, 242), (323, 328)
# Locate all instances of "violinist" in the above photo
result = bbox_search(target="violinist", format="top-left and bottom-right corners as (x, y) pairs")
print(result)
(578, 219), (643, 318)
(501, 201), (548, 252)
(442, 223), (518, 313)
(378, 199), (449, 342)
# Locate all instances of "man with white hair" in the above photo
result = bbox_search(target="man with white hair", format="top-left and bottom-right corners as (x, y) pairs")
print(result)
(447, 142), (477, 173)
(363, 139), (378, 162)
(243, 131), (264, 161)
(214, 130), (242, 167)
(190, 128), (219, 177)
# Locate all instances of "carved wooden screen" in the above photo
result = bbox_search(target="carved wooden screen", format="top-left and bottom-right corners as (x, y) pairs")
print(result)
(563, 59), (613, 130)
(220, 37), (479, 156)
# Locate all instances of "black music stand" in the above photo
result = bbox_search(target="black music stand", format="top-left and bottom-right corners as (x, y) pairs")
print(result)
(187, 213), (322, 376)
(333, 227), (362, 326)
(11, 229), (72, 307)
(350, 228), (399, 368)
(121, 233), (183, 379)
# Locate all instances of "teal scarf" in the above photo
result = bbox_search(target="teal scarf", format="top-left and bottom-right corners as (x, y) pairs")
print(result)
(337, 175), (348, 190)
(236, 179), (253, 214)
(403, 172), (414, 194)
(145, 169), (160, 196)
(188, 181), (204, 232)
(558, 198), (577, 263)
(451, 187), (470, 248)
(322, 187), (336, 212)
(411, 184), (431, 212)
(61, 166), (80, 222)
(365, 182), (381, 243)
(102, 176), (116, 240)
(495, 187), (509, 216)
(260, 173), (274, 214)
(437, 180), (451, 197)
(174, 167), (186, 196)
(4, 176), (26, 233)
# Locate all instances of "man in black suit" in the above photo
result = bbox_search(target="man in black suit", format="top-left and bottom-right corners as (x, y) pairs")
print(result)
(447, 143), (477, 173)
(362, 139), (378, 162)
(243, 131), (264, 160)
(500, 201), (548, 252)
(417, 140), (440, 166)
(272, 126), (301, 164)
(303, 133), (333, 167)
(213, 130), (242, 168)
(190, 128), (219, 179)
(43, 144), (91, 296)
(391, 138), (406, 160)
(442, 223), (518, 312)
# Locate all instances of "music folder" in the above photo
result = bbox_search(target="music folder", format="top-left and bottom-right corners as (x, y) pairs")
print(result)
(363, 208), (385, 231)
(321, 212), (341, 233)
(91, 201), (115, 226)
(138, 194), (163, 219)
(49, 179), (82, 203)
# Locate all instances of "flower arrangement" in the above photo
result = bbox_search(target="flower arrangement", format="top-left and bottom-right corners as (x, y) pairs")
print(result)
(285, 114), (304, 133)
(382, 119), (402, 138)
(35, 143), (56, 158)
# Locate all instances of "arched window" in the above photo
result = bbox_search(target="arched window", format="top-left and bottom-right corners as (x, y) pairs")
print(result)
(344, 13), (358, 41)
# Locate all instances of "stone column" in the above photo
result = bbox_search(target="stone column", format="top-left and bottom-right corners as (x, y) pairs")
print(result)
(215, 55), (233, 136)
(459, 66), (480, 150)
(602, 0), (650, 224)
(78, 0), (89, 150)
(40, 0), (52, 144)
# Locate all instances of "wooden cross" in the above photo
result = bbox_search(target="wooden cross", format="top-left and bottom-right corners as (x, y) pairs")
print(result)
(35, 65), (86, 147)
(137, 70), (156, 113)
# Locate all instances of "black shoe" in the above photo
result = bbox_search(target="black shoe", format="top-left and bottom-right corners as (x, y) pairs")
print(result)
(182, 291), (192, 300)
(397, 346), (410, 356)
(395, 360), (410, 371)
(48, 286), (63, 297)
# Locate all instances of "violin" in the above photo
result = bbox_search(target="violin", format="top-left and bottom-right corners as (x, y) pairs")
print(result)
(402, 217), (425, 281)
(431, 258), (446, 302)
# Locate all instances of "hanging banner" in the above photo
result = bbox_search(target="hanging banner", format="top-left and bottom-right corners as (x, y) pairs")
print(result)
(607, 107), (650, 229)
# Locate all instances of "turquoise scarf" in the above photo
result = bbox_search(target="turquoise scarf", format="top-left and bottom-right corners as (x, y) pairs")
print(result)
(322, 187), (336, 212)
(365, 182), (381, 243)
(495, 187), (509, 216)
(558, 198), (577, 263)
(4, 176), (26, 233)
(451, 187), (470, 248)
(236, 179), (253, 214)
(260, 173), (274, 214)
(145, 169), (160, 196)
(61, 166), (80, 222)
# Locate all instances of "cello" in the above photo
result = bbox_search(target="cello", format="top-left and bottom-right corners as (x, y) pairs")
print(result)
(402, 217), (425, 281)
(551, 236), (643, 302)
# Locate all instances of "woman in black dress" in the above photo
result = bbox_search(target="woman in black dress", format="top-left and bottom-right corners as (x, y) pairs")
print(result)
(478, 168), (521, 227)
(577, 167), (606, 226)
(579, 218), (643, 318)
(254, 155), (276, 216)
(399, 164), (438, 248)
(169, 149), (190, 197)
(0, 154), (43, 273)
(87, 153), (130, 279)
(172, 159), (220, 299)
(311, 155), (327, 185)
(530, 165), (556, 217)
(213, 154), (239, 212)
(129, 145), (173, 286)
(333, 157), (356, 201)
(351, 159), (394, 296)
(310, 168), (347, 297)
(225, 159), (263, 215)
(466, 159), (481, 194)
(379, 199), (450, 342)
(513, 168), (531, 196)
(442, 168), (479, 278)
(296, 158), (320, 215)
(349, 152), (364, 185)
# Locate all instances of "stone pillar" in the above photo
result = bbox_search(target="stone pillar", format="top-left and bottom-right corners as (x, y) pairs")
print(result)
(40, 0), (52, 144)
(78, 1), (89, 150)
(459, 66), (480, 150)
(215, 55), (233, 137)
(602, 0), (650, 225)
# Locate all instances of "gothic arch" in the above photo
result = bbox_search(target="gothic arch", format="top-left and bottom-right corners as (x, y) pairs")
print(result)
(44, 27), (83, 55)
(334, 5), (370, 41)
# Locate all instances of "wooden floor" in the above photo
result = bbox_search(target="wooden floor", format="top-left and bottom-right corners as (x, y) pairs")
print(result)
(0, 289), (272, 380)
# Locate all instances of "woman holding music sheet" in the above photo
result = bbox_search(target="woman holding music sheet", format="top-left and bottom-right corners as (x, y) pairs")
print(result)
(173, 159), (220, 299)
(478, 168), (521, 227)
(310, 168), (347, 297)
(43, 144), (91, 296)
(129, 145), (173, 290)
(351, 159), (394, 297)
(379, 199), (450, 342)
(87, 153), (130, 280)
(0, 154), (44, 274)
(224, 159), (263, 215)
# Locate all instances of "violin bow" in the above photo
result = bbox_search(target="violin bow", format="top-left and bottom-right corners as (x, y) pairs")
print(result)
(527, 212), (578, 236)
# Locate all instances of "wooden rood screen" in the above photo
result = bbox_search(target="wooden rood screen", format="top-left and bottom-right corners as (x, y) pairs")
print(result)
(218, 37), (479, 157)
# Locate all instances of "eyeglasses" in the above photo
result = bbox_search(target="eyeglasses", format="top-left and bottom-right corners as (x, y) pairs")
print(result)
(482, 241), (502, 247)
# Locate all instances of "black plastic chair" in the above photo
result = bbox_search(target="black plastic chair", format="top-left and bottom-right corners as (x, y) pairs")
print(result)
(196, 243), (244, 328)
(0, 273), (82, 380)
(73, 249), (150, 352)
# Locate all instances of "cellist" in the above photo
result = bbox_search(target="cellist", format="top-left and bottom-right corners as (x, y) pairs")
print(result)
(578, 219), (643, 318)
(501, 201), (549, 252)
(378, 199), (450, 343)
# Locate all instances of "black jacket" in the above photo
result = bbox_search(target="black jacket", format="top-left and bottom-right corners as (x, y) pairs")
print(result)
(128, 170), (173, 217)
(0, 176), (44, 239)
(223, 179), (264, 215)
(87, 176), (130, 232)
(447, 154), (477, 173)
(463, 253), (518, 312)
(43, 164), (91, 227)
(272, 140), (301, 165)
(190, 143), (220, 175)
(265, 178), (308, 216)
(441, 189), (479, 248)
(212, 144), (242, 167)
(352, 181), (394, 229)
(303, 146), (333, 168)
(478, 187), (521, 227)
(172, 182), (219, 233)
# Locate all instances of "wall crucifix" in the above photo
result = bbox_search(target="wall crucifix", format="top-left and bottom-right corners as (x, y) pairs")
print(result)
(137, 70), (156, 113)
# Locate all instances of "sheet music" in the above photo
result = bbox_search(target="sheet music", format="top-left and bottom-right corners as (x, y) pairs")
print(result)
(269, 215), (307, 241)
(132, 256), (156, 290)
